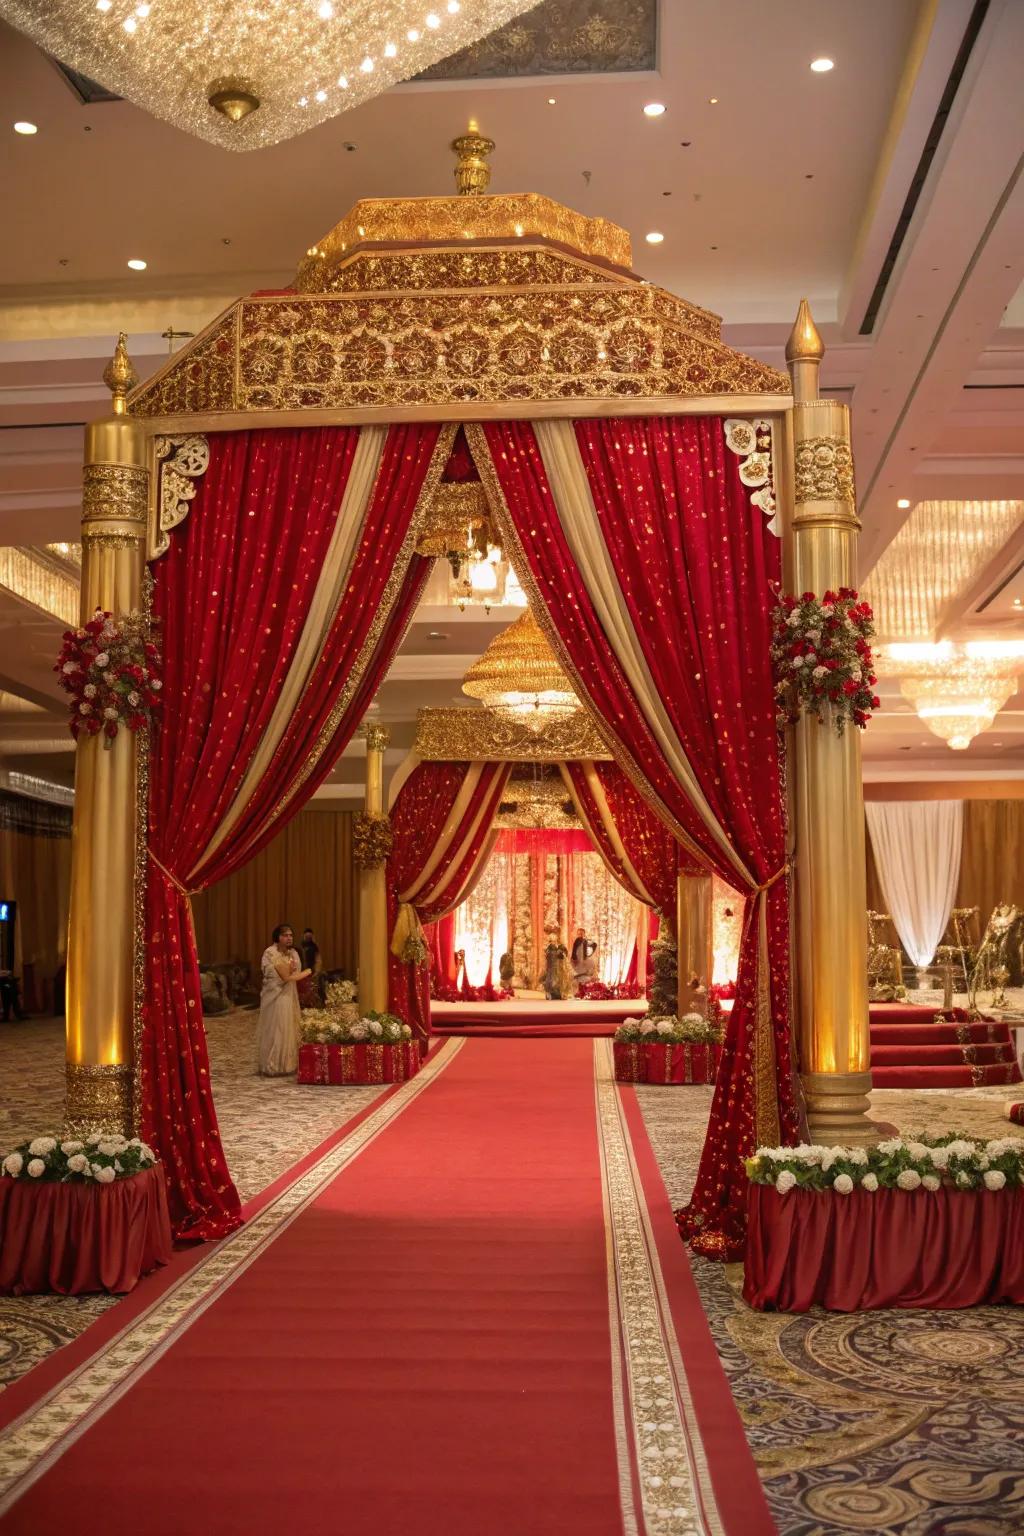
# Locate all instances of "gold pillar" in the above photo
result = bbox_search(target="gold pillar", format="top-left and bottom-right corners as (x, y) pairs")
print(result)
(677, 871), (712, 1017)
(786, 301), (873, 1142)
(65, 335), (148, 1134)
(357, 722), (391, 1011)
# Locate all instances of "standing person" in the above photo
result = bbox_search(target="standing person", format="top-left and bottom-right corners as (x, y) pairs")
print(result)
(257, 924), (310, 1077)
(571, 927), (598, 985)
(299, 927), (322, 1006)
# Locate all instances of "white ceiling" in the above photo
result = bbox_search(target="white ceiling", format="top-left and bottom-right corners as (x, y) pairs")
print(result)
(1, 0), (1023, 798)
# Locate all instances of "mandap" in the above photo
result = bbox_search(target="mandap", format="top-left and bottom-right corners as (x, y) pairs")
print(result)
(65, 134), (870, 1259)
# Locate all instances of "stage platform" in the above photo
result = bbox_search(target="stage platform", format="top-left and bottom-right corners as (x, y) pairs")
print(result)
(431, 995), (646, 1037)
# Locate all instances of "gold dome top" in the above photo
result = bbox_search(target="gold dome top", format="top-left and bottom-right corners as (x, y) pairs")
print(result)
(785, 298), (824, 363)
(462, 608), (579, 722)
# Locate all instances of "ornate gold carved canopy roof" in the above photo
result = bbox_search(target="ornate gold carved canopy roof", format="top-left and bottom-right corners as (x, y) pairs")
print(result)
(129, 136), (790, 425)
(413, 706), (611, 762)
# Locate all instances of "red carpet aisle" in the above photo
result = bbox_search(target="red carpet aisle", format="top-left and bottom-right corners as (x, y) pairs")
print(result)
(869, 1004), (1022, 1088)
(0, 1039), (769, 1536)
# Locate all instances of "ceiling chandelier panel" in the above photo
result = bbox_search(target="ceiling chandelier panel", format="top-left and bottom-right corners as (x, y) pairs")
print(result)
(1, 0), (542, 150)
(462, 607), (580, 733)
(881, 641), (1024, 751)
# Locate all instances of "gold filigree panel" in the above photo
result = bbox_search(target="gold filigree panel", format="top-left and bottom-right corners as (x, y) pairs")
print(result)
(130, 285), (787, 419)
(416, 0), (656, 81)
(414, 706), (611, 761)
(794, 435), (856, 506)
(297, 246), (626, 298)
(152, 434), (211, 559)
(296, 193), (632, 281)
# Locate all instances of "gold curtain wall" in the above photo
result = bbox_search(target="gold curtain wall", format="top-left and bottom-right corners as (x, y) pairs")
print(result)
(0, 821), (71, 1011)
(191, 805), (360, 978)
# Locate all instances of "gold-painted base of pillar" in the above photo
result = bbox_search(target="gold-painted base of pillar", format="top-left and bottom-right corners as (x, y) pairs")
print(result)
(64, 1062), (133, 1137)
(801, 1069), (895, 1146)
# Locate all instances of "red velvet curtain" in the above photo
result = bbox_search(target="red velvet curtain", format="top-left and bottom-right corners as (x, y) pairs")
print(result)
(386, 760), (509, 1036)
(145, 424), (443, 1239)
(476, 418), (799, 1257)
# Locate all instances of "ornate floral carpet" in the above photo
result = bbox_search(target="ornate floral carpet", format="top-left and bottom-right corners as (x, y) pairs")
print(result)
(2, 1015), (1023, 1534)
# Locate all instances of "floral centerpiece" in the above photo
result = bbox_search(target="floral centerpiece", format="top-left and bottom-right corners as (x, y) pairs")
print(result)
(325, 979), (357, 1006)
(55, 608), (161, 745)
(771, 588), (879, 735)
(613, 1013), (723, 1085)
(746, 1132), (1024, 1194)
(296, 1003), (420, 1086)
(1, 1133), (157, 1184)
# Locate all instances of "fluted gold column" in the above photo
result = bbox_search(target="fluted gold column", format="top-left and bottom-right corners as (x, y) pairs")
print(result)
(677, 871), (712, 1016)
(65, 336), (148, 1134)
(357, 723), (391, 1011)
(786, 301), (873, 1142)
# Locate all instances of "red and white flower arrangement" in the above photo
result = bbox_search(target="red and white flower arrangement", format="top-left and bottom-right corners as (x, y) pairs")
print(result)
(55, 608), (161, 745)
(770, 588), (879, 734)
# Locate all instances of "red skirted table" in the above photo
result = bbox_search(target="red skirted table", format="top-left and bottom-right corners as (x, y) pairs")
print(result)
(0, 1163), (172, 1296)
(297, 1041), (421, 1085)
(614, 1040), (721, 1085)
(743, 1184), (1024, 1311)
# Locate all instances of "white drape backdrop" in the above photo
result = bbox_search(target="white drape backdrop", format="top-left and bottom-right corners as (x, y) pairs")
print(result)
(865, 800), (964, 967)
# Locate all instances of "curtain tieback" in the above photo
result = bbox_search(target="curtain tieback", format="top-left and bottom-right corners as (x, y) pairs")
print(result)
(754, 862), (790, 896)
(147, 848), (205, 899)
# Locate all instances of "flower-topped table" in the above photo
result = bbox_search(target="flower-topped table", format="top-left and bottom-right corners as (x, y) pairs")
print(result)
(613, 1015), (723, 1085)
(0, 1134), (172, 1296)
(297, 1005), (420, 1086)
(743, 1134), (1024, 1311)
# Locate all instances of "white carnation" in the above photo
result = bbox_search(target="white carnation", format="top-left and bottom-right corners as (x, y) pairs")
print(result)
(786, 611), (801, 627)
(61, 1140), (84, 1155)
(83, 683), (97, 699)
(983, 1170), (1006, 1191)
(27, 1158), (45, 1178)
(904, 1141), (929, 1161)
(28, 1137), (57, 1156)
(94, 651), (109, 668)
(367, 1020), (383, 1037)
(896, 1169), (921, 1191)
(103, 707), (118, 720)
(921, 1174), (941, 1192)
(791, 656), (805, 668)
(639, 1019), (657, 1035)
(956, 1171), (973, 1188)
(946, 1140), (975, 1159)
(860, 1172), (878, 1192)
(656, 1020), (674, 1035)
(95, 1138), (126, 1156)
(848, 1147), (869, 1165)
(833, 1173), (854, 1194)
(927, 1146), (950, 1170)
(812, 666), (827, 680)
(876, 1138), (905, 1156)
(67, 1153), (89, 1174)
(349, 1022), (368, 1041)
(775, 1170), (797, 1194)
(2, 1152), (23, 1176)
(93, 1165), (116, 1184)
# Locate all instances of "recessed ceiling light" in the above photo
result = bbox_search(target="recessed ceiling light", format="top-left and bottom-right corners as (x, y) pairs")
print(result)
(428, 631), (447, 640)
(896, 498), (911, 509)
(643, 102), (666, 118)
(13, 121), (37, 134)
(708, 97), (719, 105)
(1013, 598), (1023, 609)
(810, 58), (835, 73)
(127, 258), (147, 270)
(547, 97), (556, 105)
(645, 231), (664, 244)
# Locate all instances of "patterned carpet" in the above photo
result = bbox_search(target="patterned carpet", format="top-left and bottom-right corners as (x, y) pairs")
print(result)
(2, 1016), (1023, 1535)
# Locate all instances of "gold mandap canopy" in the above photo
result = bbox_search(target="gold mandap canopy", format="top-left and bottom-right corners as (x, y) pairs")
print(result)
(70, 131), (870, 1146)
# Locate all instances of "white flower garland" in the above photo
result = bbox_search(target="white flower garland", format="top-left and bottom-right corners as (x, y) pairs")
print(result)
(301, 1009), (413, 1046)
(1, 1133), (157, 1183)
(747, 1133), (1024, 1194)
(615, 1012), (722, 1045)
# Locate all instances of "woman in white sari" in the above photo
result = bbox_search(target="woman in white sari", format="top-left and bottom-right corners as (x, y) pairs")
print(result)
(257, 924), (310, 1077)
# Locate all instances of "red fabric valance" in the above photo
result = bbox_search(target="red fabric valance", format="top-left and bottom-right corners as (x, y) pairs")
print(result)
(493, 828), (593, 856)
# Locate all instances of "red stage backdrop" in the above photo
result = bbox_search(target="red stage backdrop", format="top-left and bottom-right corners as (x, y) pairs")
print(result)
(470, 417), (800, 1257)
(145, 423), (446, 1238)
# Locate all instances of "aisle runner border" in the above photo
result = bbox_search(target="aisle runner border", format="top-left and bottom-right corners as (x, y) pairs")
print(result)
(594, 1038), (725, 1536)
(0, 1037), (465, 1513)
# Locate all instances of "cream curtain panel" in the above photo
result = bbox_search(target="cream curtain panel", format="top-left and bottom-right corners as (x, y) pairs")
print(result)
(865, 800), (964, 967)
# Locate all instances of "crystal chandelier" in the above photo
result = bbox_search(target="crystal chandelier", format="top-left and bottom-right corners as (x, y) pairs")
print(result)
(885, 641), (1024, 751)
(1, 0), (540, 150)
(462, 609), (580, 733)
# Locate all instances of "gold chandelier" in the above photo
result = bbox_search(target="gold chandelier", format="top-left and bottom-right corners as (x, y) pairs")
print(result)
(462, 609), (580, 733)
(2, 1), (539, 150)
(886, 642), (1024, 751)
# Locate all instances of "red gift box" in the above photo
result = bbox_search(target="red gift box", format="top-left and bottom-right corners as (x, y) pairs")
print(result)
(296, 1041), (421, 1086)
(613, 1040), (721, 1085)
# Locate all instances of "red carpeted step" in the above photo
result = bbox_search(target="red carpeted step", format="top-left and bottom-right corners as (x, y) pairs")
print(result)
(870, 1041), (1016, 1067)
(872, 1062), (1023, 1089)
(869, 1021), (1008, 1046)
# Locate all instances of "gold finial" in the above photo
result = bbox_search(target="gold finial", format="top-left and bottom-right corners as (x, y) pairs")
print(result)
(207, 76), (261, 123)
(785, 298), (824, 363)
(451, 128), (495, 196)
(102, 332), (138, 416)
